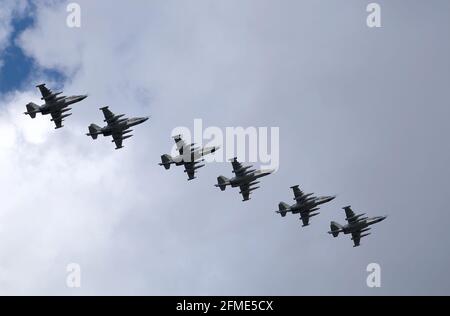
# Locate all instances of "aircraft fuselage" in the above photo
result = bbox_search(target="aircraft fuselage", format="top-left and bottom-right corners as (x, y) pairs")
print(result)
(229, 170), (273, 187)
(289, 195), (336, 214)
(40, 95), (87, 115)
(172, 146), (219, 165)
(101, 117), (149, 136)
(341, 216), (387, 234)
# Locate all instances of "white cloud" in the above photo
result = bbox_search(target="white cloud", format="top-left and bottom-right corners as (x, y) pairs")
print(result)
(0, 0), (28, 68)
(0, 91), (155, 294)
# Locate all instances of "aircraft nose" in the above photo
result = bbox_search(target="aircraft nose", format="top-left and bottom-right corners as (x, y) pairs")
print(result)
(140, 116), (150, 123)
(80, 95), (88, 100)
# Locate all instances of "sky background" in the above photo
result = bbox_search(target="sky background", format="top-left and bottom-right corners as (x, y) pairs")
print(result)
(0, 0), (449, 295)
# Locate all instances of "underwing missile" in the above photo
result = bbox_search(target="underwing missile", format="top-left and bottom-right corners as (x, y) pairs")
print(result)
(111, 135), (133, 142)
(346, 213), (367, 221)
(104, 114), (125, 122)
(242, 169), (257, 176)
(233, 166), (252, 174)
(42, 91), (63, 100)
(240, 186), (260, 194)
(184, 164), (205, 172)
(51, 113), (72, 121)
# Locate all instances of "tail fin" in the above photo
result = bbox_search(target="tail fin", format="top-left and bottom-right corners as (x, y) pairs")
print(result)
(25, 102), (40, 118)
(216, 176), (230, 191)
(329, 221), (344, 237)
(277, 202), (290, 217)
(87, 124), (102, 139)
(160, 154), (173, 170)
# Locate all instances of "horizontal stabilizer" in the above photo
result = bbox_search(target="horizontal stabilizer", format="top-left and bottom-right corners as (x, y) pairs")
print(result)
(87, 124), (102, 139)
(159, 154), (173, 169)
(329, 221), (343, 237)
(277, 202), (290, 217)
(216, 176), (230, 191)
(24, 102), (40, 118)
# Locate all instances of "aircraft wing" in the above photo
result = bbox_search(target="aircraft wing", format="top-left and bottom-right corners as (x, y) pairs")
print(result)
(344, 206), (357, 223)
(112, 131), (124, 149)
(351, 231), (361, 247)
(239, 183), (251, 201)
(183, 162), (196, 180)
(37, 84), (54, 100)
(300, 215), (310, 227)
(291, 185), (305, 201)
(231, 158), (249, 177)
(174, 135), (189, 155)
(50, 110), (63, 129)
(183, 160), (204, 180)
(238, 179), (260, 202)
(101, 107), (116, 123)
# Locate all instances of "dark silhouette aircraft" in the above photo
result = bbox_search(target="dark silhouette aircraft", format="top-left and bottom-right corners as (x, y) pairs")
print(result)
(24, 84), (87, 129)
(215, 158), (273, 201)
(276, 185), (335, 227)
(86, 106), (149, 150)
(328, 206), (387, 247)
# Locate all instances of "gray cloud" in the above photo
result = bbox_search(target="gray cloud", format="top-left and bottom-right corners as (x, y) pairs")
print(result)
(0, 0), (448, 295)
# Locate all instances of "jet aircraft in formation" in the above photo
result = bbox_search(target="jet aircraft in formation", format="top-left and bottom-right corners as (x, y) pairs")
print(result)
(277, 185), (336, 227)
(86, 106), (149, 150)
(159, 135), (220, 180)
(328, 206), (387, 247)
(24, 84), (87, 129)
(23, 83), (386, 247)
(215, 158), (274, 201)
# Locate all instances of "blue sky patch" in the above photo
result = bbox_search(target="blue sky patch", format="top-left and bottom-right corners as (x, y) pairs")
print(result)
(0, 4), (65, 94)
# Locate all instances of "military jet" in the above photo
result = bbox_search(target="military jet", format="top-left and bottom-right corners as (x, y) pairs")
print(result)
(276, 185), (336, 227)
(24, 83), (87, 129)
(86, 106), (149, 150)
(328, 206), (387, 247)
(159, 135), (220, 181)
(215, 158), (274, 201)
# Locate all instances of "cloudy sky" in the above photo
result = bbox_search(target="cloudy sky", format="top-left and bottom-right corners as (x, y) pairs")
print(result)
(0, 0), (449, 295)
